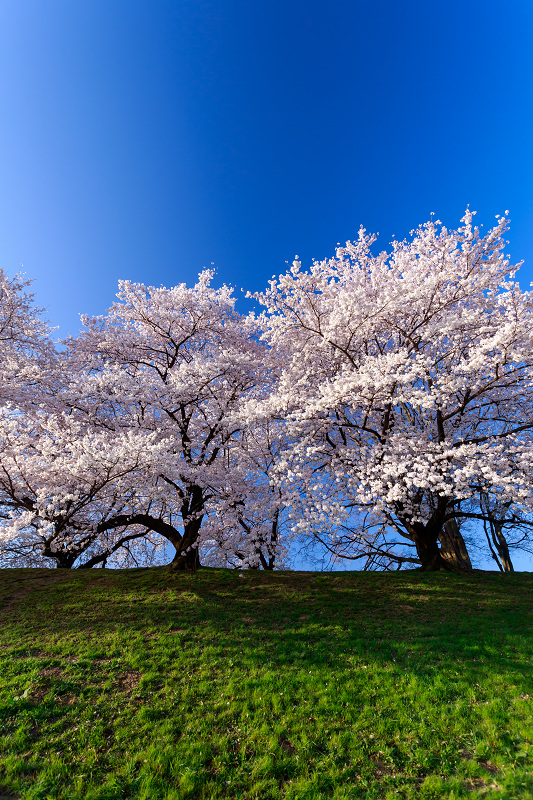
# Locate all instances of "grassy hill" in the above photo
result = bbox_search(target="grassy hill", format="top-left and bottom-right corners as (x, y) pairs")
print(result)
(1, 567), (533, 800)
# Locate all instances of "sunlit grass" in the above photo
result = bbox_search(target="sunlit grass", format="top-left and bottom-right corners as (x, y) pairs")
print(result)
(1, 567), (533, 798)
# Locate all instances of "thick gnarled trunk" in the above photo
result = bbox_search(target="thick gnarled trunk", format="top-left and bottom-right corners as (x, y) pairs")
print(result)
(438, 518), (472, 571)
(403, 504), (472, 572)
(409, 520), (456, 571)
(412, 534), (450, 571)
(169, 545), (202, 570)
(42, 545), (77, 569)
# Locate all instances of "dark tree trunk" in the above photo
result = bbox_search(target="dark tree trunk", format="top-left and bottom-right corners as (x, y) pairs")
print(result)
(45, 550), (77, 568)
(491, 521), (514, 572)
(480, 494), (514, 573)
(169, 486), (205, 571)
(169, 545), (202, 571)
(400, 497), (473, 572)
(414, 538), (450, 570)
(484, 517), (514, 572)
(257, 508), (280, 570)
(410, 522), (453, 571)
(438, 518), (472, 571)
(94, 503), (204, 572)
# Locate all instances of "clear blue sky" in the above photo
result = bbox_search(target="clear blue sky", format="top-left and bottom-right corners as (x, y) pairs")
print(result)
(0, 0), (532, 336)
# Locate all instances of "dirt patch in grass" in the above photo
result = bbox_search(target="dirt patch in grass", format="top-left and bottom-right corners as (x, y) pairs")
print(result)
(477, 759), (499, 774)
(464, 777), (500, 791)
(39, 666), (64, 678)
(279, 736), (295, 755)
(116, 670), (141, 693)
(370, 754), (395, 778)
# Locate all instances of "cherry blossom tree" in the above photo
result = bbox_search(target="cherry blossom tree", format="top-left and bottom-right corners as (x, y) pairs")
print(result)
(0, 268), (290, 571)
(256, 211), (533, 570)
(62, 270), (273, 569)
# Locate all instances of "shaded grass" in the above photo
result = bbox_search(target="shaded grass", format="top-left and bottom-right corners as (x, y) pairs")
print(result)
(1, 567), (533, 799)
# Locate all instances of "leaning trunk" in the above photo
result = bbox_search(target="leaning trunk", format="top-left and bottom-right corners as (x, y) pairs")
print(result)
(438, 518), (472, 571)
(491, 521), (514, 572)
(486, 517), (514, 573)
(480, 494), (514, 572)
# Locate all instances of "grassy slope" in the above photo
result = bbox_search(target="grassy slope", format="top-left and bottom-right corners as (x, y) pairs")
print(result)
(0, 568), (533, 800)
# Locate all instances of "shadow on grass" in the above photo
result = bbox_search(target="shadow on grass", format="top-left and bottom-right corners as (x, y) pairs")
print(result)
(2, 567), (532, 688)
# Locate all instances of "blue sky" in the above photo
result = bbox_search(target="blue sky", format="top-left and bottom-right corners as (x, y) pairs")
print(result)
(0, 0), (532, 337)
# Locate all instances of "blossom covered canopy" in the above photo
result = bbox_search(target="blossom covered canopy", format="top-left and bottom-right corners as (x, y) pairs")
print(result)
(1, 212), (533, 571)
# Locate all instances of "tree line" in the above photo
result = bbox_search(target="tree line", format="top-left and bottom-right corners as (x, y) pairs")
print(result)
(1, 211), (532, 572)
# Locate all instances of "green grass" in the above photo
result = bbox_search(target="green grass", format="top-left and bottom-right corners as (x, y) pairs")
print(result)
(1, 568), (533, 799)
